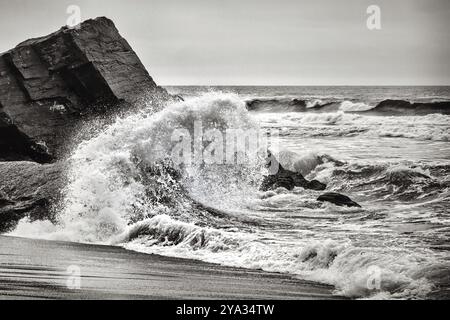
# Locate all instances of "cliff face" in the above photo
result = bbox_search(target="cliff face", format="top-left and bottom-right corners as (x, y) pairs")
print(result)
(0, 17), (170, 162)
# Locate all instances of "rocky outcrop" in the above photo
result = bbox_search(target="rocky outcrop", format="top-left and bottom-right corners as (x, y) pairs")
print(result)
(260, 151), (326, 191)
(317, 192), (361, 208)
(260, 151), (362, 208)
(0, 161), (64, 232)
(0, 17), (171, 162)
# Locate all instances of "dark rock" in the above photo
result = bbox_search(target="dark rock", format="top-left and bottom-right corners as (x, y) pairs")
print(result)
(273, 176), (296, 191)
(0, 17), (172, 162)
(0, 161), (64, 232)
(306, 179), (327, 191)
(317, 192), (361, 208)
(260, 151), (327, 191)
(0, 111), (53, 162)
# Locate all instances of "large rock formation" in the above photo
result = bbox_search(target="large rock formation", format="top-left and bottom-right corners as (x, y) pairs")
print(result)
(0, 17), (171, 162)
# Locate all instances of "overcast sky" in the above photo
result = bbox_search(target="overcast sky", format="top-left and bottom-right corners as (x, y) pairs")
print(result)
(0, 0), (449, 85)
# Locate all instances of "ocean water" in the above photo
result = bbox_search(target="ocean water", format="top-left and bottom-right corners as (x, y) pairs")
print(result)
(10, 86), (450, 299)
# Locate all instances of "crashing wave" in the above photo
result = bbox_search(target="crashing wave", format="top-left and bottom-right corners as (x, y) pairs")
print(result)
(275, 150), (342, 176)
(10, 93), (263, 241)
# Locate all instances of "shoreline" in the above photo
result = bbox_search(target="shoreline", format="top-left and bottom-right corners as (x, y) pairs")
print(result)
(0, 235), (341, 300)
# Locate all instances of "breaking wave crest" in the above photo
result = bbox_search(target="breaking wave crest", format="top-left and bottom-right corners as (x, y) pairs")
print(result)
(339, 101), (374, 112)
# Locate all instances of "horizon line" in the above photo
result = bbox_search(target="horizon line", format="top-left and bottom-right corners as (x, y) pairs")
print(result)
(161, 84), (450, 87)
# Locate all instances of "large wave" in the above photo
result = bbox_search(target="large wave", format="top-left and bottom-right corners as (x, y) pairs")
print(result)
(10, 93), (263, 240)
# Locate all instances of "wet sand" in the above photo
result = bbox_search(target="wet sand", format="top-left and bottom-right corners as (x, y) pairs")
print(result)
(0, 235), (340, 300)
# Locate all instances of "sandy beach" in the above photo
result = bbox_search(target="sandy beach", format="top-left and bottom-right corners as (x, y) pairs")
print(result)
(0, 235), (340, 300)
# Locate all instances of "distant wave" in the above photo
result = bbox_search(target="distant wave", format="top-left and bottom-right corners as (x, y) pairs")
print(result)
(246, 98), (340, 113)
(361, 99), (450, 116)
(246, 98), (450, 116)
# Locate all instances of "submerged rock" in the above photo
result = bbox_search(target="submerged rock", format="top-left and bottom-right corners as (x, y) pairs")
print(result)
(317, 192), (361, 208)
(0, 17), (171, 162)
(0, 161), (64, 232)
(260, 151), (326, 191)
